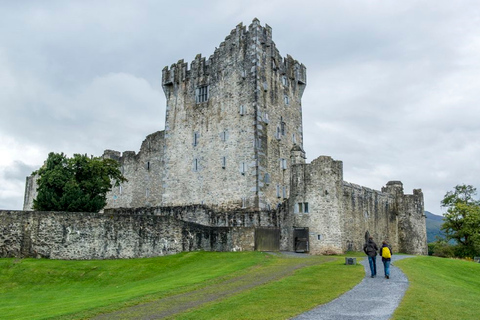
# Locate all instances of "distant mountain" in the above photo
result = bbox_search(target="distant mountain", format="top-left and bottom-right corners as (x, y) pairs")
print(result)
(425, 211), (444, 243)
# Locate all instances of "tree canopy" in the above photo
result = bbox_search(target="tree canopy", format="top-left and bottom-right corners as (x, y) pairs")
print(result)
(33, 152), (127, 212)
(440, 184), (480, 258)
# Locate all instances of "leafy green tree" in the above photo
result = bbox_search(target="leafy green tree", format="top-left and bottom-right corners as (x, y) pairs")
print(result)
(33, 152), (127, 212)
(440, 185), (480, 258)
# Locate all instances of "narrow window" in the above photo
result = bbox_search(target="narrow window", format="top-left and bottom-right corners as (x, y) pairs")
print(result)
(282, 76), (288, 86)
(146, 161), (150, 171)
(282, 186), (287, 199)
(276, 127), (281, 140)
(240, 162), (246, 175)
(298, 202), (303, 213)
(195, 86), (209, 103)
(241, 70), (246, 79)
(239, 105), (245, 115)
(241, 197), (246, 208)
(281, 117), (286, 135)
(317, 234), (322, 241)
(280, 158), (287, 170)
(292, 133), (296, 144)
(222, 156), (226, 169)
(221, 130), (227, 141)
(193, 132), (199, 146)
(193, 158), (199, 172)
(284, 95), (289, 105)
(276, 184), (281, 198)
(119, 185), (122, 195)
(304, 202), (309, 213)
(146, 188), (150, 198)
(294, 203), (299, 214)
(264, 173), (271, 185)
(264, 112), (269, 124)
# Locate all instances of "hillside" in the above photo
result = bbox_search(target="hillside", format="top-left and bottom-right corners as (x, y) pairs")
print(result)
(425, 211), (444, 243)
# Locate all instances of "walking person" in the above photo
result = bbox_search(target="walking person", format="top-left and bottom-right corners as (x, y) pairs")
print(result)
(363, 236), (378, 278)
(380, 240), (393, 279)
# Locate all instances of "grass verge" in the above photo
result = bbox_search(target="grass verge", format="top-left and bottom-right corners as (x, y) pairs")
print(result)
(393, 256), (480, 320)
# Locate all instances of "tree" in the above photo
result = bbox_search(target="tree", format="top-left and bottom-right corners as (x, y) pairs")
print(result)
(33, 152), (127, 212)
(440, 185), (480, 258)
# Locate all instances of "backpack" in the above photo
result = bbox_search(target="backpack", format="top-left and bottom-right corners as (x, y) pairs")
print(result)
(382, 246), (391, 259)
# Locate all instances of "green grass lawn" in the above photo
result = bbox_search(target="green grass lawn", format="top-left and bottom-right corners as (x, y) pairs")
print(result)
(393, 256), (480, 320)
(0, 251), (269, 319)
(2, 251), (479, 320)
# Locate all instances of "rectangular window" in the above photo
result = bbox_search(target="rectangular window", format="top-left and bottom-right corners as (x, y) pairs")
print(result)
(282, 76), (288, 86)
(292, 133), (296, 144)
(284, 95), (289, 105)
(280, 158), (287, 170)
(241, 197), (246, 208)
(276, 184), (281, 198)
(282, 186), (287, 199)
(276, 127), (281, 140)
(297, 202), (309, 213)
(146, 188), (150, 198)
(220, 130), (227, 141)
(222, 156), (226, 169)
(196, 86), (209, 103)
(146, 161), (150, 171)
(119, 185), (122, 195)
(264, 112), (269, 124)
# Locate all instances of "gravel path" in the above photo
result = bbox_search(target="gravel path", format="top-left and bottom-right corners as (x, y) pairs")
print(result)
(293, 255), (413, 320)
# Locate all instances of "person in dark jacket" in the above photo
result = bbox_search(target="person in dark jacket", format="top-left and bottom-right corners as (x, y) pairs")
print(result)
(363, 236), (378, 278)
(380, 240), (393, 279)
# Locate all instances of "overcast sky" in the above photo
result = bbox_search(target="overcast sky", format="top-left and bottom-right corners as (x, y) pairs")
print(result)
(1, 0), (479, 214)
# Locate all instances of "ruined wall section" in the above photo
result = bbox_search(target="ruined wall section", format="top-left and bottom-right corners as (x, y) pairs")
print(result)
(342, 182), (399, 252)
(0, 210), (255, 260)
(290, 156), (344, 254)
(398, 189), (427, 255)
(23, 174), (39, 210)
(103, 131), (165, 209)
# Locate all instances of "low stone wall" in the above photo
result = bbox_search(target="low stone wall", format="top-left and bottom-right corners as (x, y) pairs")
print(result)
(0, 210), (255, 260)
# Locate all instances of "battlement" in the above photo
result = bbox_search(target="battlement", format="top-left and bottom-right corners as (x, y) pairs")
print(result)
(161, 18), (306, 93)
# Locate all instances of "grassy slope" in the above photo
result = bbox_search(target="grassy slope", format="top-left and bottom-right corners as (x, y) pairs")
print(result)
(0, 252), (268, 319)
(393, 256), (480, 320)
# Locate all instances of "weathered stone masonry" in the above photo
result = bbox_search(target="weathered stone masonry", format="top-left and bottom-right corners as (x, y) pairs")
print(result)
(18, 19), (427, 259)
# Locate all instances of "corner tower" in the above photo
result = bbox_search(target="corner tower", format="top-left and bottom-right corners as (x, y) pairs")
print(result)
(161, 19), (306, 210)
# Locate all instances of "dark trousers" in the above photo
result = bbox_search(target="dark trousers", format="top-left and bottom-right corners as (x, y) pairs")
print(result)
(368, 256), (377, 276)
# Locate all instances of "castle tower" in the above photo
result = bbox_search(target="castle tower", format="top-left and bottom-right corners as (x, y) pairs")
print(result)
(161, 19), (306, 210)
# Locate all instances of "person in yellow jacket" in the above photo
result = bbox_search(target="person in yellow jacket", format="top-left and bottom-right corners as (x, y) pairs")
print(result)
(380, 240), (393, 279)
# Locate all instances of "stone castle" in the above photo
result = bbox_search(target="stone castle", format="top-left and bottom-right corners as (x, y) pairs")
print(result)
(15, 19), (427, 259)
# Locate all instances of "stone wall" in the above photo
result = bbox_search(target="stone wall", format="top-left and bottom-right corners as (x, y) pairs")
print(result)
(290, 155), (426, 255)
(0, 210), (255, 260)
